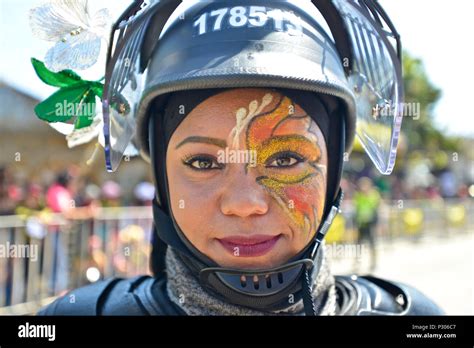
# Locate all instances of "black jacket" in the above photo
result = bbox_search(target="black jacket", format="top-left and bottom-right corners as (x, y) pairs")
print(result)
(37, 274), (444, 316)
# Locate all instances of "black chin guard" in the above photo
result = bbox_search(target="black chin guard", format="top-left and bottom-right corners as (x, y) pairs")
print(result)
(200, 259), (313, 297)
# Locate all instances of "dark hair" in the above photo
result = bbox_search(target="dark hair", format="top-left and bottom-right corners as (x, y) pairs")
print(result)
(56, 171), (71, 187)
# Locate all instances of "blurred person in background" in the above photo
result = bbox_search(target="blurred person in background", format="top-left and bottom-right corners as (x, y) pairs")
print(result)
(46, 170), (74, 215)
(133, 181), (155, 206)
(44, 170), (75, 294)
(100, 180), (122, 207)
(44, 168), (98, 293)
(354, 177), (381, 272)
(0, 166), (19, 215)
(438, 167), (458, 199)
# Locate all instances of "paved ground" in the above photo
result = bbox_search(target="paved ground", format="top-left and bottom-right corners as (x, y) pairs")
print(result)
(328, 231), (474, 315)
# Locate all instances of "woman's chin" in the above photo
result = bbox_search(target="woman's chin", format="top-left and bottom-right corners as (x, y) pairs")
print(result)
(210, 249), (290, 270)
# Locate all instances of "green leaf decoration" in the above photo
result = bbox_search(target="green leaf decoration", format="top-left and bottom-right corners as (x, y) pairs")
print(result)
(90, 81), (104, 99)
(31, 57), (105, 130)
(74, 91), (96, 129)
(34, 82), (97, 129)
(31, 58), (83, 88)
(31, 58), (120, 131)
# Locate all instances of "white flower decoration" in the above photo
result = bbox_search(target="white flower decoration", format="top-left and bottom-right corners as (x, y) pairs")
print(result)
(29, 0), (111, 72)
(65, 113), (103, 148)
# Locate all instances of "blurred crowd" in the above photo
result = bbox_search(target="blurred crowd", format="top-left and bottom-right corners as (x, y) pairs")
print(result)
(0, 165), (155, 218)
(341, 160), (473, 203)
(330, 157), (474, 272)
(0, 164), (154, 303)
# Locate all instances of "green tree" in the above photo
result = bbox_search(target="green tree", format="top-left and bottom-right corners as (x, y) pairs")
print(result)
(402, 52), (461, 154)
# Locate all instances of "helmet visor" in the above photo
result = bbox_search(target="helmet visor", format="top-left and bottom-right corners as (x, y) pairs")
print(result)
(103, 0), (173, 172)
(333, 0), (403, 174)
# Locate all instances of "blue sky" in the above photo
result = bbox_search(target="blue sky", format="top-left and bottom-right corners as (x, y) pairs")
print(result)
(0, 0), (473, 137)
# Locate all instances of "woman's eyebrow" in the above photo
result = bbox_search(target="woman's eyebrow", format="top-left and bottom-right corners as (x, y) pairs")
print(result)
(175, 136), (227, 149)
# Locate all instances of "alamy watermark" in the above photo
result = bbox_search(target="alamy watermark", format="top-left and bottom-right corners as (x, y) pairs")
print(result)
(373, 101), (421, 120)
(18, 322), (55, 341)
(55, 101), (95, 119)
(324, 242), (368, 260)
(217, 147), (257, 167)
(0, 242), (38, 262)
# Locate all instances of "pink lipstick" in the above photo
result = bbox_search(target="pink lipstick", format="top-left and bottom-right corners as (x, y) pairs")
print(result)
(218, 234), (281, 257)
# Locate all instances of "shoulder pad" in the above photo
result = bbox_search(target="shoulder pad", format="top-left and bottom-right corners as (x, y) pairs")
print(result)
(37, 276), (176, 316)
(335, 275), (444, 316)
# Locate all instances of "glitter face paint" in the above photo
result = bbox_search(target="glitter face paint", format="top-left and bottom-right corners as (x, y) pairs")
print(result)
(232, 93), (326, 239)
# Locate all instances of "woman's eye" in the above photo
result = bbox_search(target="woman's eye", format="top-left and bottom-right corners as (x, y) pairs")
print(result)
(184, 156), (222, 170)
(267, 153), (304, 168)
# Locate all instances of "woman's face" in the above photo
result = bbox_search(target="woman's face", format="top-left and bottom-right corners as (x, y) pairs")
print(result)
(166, 88), (327, 269)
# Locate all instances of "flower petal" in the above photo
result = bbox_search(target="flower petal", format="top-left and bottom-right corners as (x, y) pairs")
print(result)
(45, 32), (101, 72)
(66, 115), (102, 148)
(29, 0), (90, 42)
(49, 122), (75, 135)
(90, 8), (111, 37)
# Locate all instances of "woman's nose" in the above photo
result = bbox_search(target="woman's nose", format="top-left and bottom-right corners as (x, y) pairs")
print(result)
(219, 168), (269, 217)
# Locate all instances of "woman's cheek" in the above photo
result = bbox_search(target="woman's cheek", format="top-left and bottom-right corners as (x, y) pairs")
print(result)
(171, 175), (218, 238)
(256, 172), (325, 243)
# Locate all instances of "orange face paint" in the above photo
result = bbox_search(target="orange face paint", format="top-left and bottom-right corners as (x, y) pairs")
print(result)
(240, 93), (326, 239)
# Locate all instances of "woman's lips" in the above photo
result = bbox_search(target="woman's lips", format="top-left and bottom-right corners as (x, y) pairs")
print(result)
(217, 234), (281, 257)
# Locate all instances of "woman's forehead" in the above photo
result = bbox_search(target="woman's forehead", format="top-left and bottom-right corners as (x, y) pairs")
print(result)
(187, 88), (282, 120)
(170, 88), (320, 139)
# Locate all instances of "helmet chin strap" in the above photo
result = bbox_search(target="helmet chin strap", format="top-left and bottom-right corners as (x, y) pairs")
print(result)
(151, 189), (343, 313)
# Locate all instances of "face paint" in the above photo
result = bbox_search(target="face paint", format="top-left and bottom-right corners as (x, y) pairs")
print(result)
(229, 93), (274, 149)
(232, 93), (326, 239)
